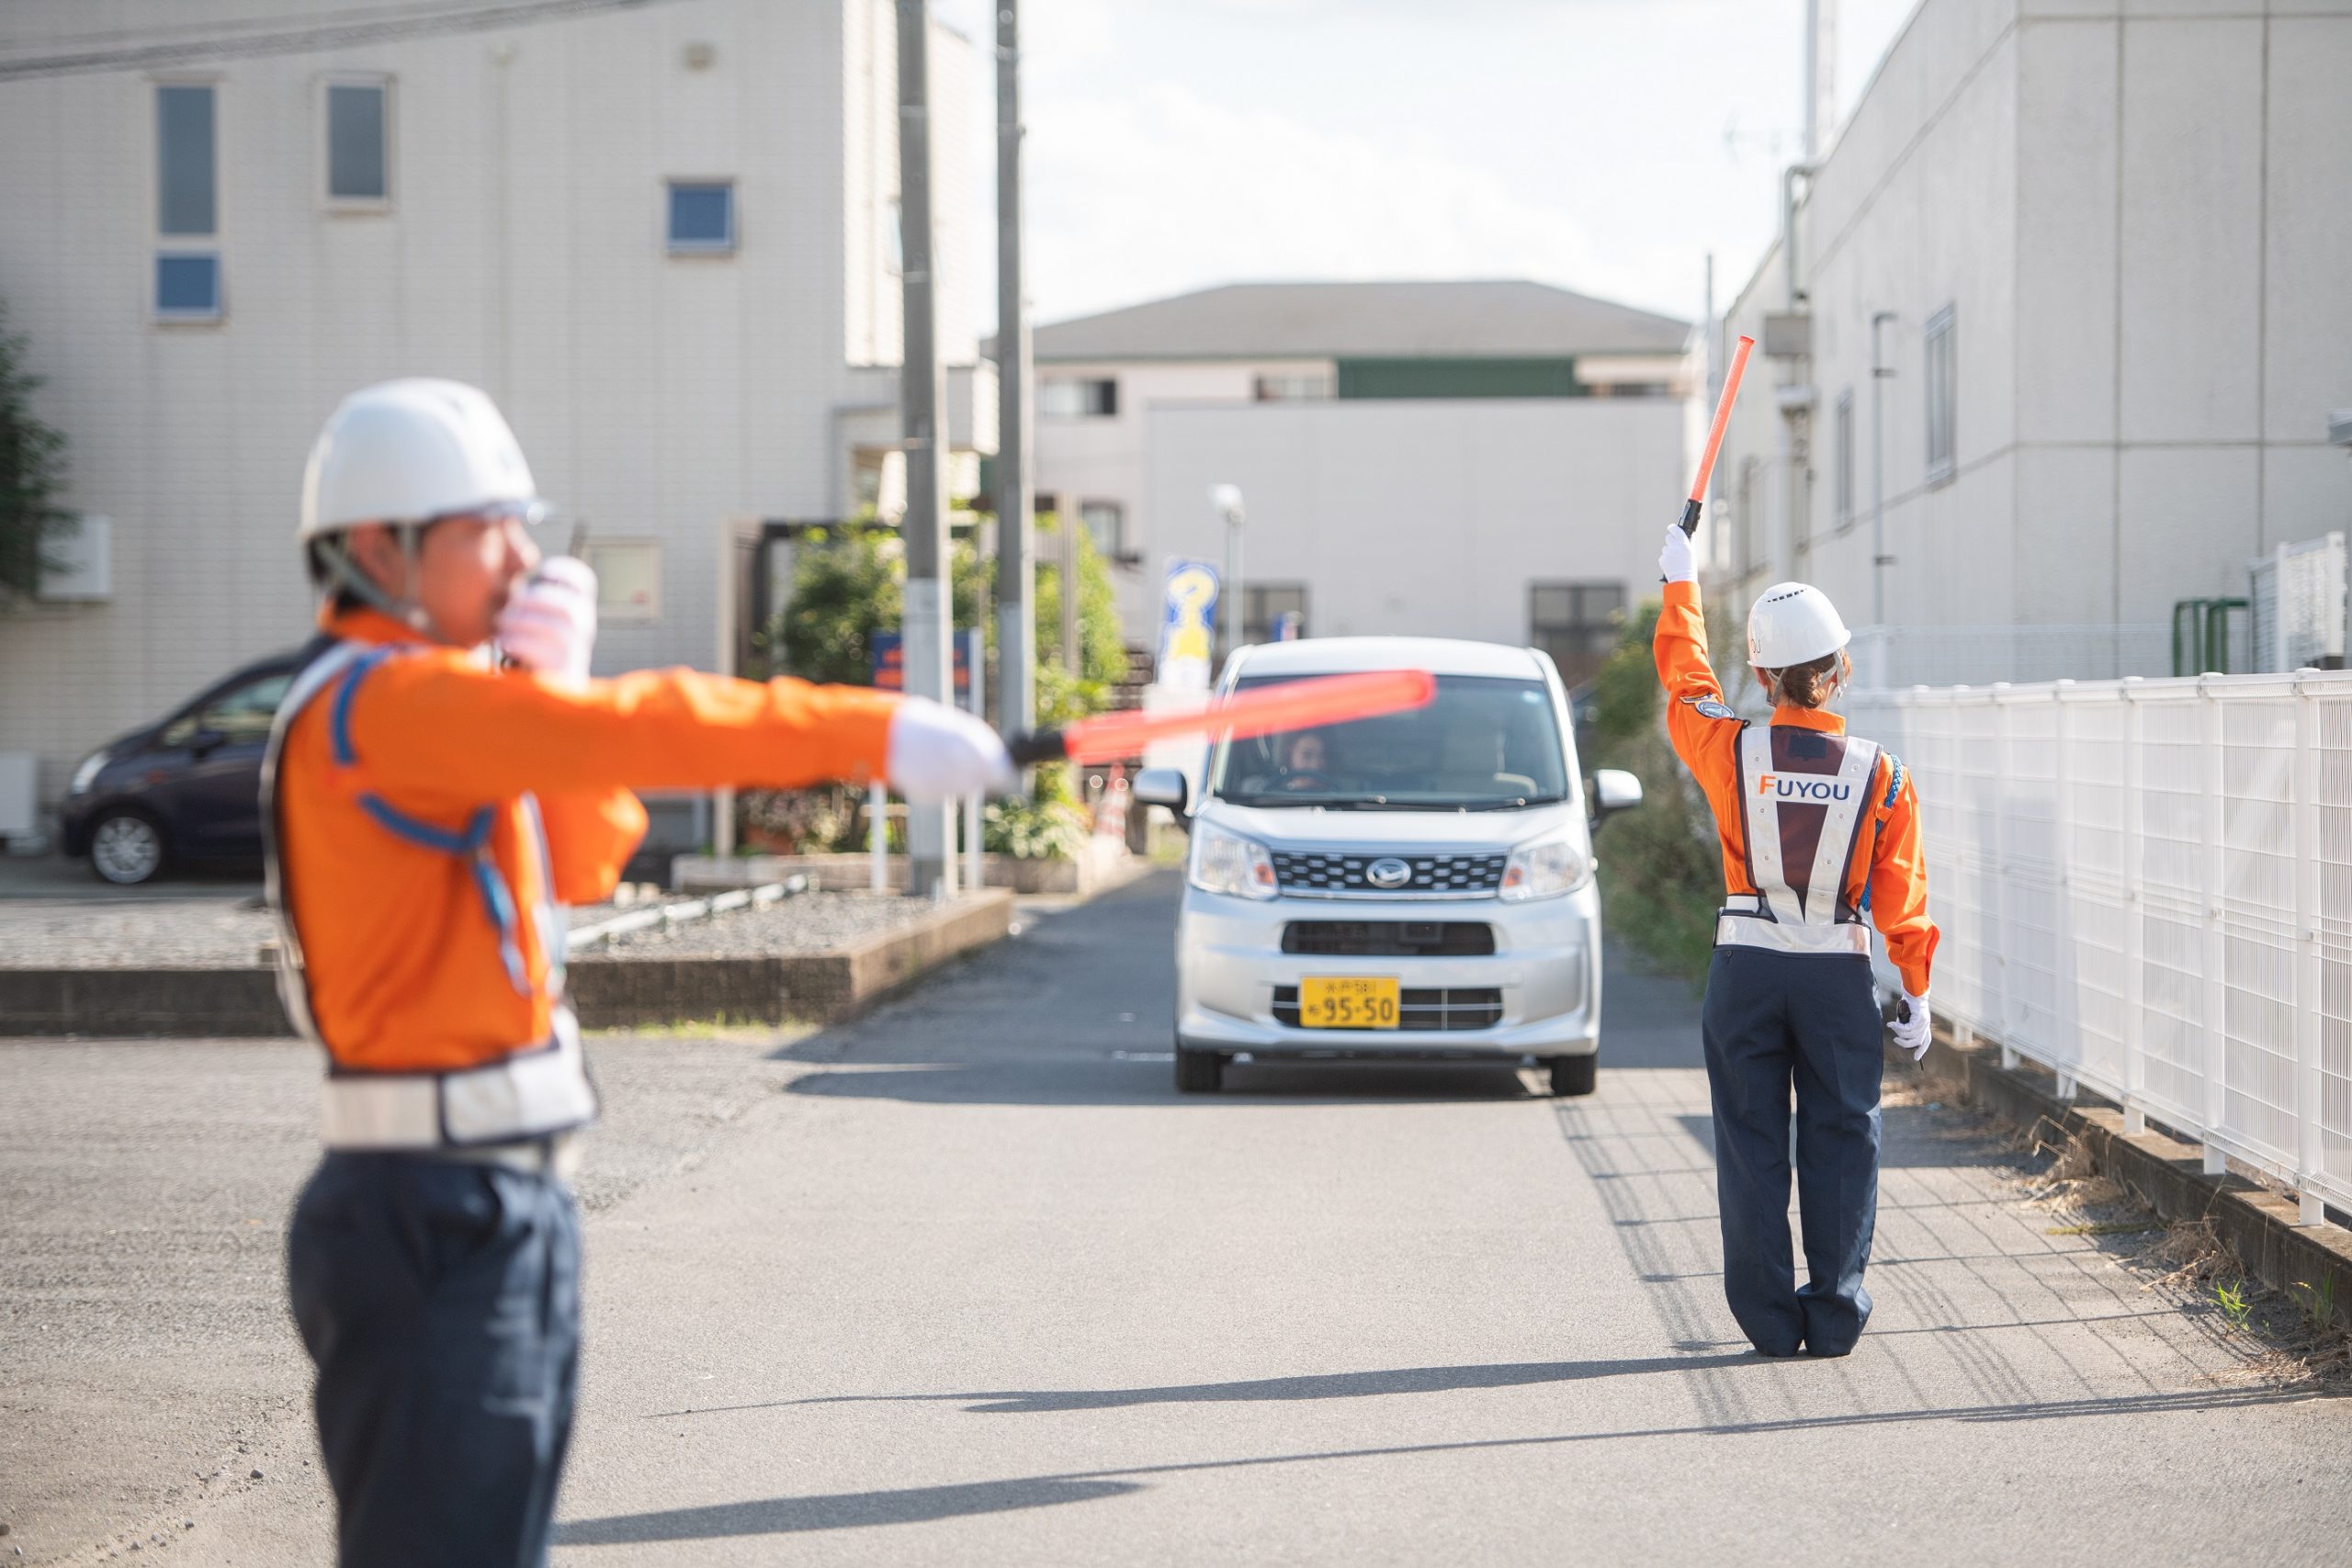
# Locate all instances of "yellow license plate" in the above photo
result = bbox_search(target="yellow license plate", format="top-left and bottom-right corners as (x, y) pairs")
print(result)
(1298, 976), (1401, 1030)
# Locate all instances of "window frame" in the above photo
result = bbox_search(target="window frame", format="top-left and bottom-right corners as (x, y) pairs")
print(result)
(1038, 377), (1117, 421)
(666, 179), (738, 255)
(321, 73), (393, 211)
(153, 78), (223, 323)
(1924, 304), (1956, 490)
(1240, 581), (1309, 646)
(1527, 580), (1628, 689)
(1079, 499), (1126, 561)
(582, 538), (664, 626)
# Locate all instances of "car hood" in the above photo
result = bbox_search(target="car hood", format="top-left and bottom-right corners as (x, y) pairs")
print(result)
(1197, 797), (1584, 853)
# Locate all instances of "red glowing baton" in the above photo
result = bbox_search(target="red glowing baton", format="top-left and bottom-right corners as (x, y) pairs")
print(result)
(1007, 669), (1438, 766)
(1679, 333), (1756, 536)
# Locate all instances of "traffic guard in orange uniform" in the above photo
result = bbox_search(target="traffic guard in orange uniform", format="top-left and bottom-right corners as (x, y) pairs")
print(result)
(1655, 523), (1938, 1358)
(272, 379), (1011, 1566)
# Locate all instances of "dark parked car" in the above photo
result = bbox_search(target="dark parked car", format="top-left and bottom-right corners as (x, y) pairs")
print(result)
(60, 643), (315, 885)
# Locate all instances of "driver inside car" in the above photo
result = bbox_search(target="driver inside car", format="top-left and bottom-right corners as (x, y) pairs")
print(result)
(1279, 730), (1329, 791)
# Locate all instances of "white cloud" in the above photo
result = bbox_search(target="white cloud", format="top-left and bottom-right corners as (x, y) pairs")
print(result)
(1026, 84), (1663, 324)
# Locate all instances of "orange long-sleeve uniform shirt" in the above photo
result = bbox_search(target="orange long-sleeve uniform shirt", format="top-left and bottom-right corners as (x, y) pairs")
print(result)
(277, 607), (901, 1070)
(1652, 581), (1939, 997)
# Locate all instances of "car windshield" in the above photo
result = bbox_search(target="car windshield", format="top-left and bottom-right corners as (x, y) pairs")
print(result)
(1211, 672), (1570, 809)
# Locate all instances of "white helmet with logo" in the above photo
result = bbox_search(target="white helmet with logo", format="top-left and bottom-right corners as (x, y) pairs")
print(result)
(1747, 581), (1850, 669)
(300, 378), (542, 540)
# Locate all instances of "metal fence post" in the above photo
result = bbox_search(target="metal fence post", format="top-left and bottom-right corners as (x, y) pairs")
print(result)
(1993, 685), (2019, 1071)
(2293, 672), (2324, 1224)
(2120, 678), (2147, 1137)
(2052, 684), (2076, 1101)
(2200, 677), (2229, 1177)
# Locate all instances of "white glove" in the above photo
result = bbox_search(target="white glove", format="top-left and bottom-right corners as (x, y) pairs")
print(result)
(1659, 523), (1697, 584)
(1890, 990), (1932, 1062)
(496, 557), (597, 685)
(886, 698), (1015, 804)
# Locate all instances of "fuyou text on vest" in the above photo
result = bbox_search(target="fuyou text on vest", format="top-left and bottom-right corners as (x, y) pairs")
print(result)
(1756, 773), (1855, 802)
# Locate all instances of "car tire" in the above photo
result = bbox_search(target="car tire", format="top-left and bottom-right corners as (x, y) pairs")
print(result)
(88, 809), (169, 886)
(1546, 1054), (1599, 1098)
(1174, 1043), (1224, 1094)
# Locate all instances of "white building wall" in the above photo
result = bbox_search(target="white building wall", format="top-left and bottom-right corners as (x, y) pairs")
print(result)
(1033, 357), (1334, 630)
(1140, 399), (1687, 649)
(1717, 0), (2352, 677)
(0, 0), (978, 795)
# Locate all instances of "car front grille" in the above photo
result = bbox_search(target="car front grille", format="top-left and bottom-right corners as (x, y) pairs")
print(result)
(1272, 986), (1505, 1032)
(1281, 921), (1496, 957)
(1269, 851), (1508, 897)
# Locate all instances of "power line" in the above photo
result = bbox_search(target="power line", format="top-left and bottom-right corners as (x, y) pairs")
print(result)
(0, 0), (682, 83)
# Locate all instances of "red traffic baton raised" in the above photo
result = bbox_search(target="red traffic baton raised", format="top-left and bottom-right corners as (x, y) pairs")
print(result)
(1679, 333), (1757, 536)
(1006, 669), (1438, 766)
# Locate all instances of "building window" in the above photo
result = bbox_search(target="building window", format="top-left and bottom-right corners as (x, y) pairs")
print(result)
(1529, 581), (1626, 688)
(1242, 583), (1307, 645)
(1080, 500), (1125, 560)
(1924, 304), (1956, 488)
(325, 79), (390, 205)
(667, 181), (736, 253)
(1833, 387), (1855, 528)
(1039, 378), (1117, 420)
(155, 83), (220, 320)
(885, 197), (903, 276)
(1254, 372), (1331, 402)
(582, 539), (662, 624)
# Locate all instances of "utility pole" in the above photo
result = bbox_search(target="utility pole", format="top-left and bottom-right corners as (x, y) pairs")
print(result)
(1803, 0), (1838, 163)
(1211, 485), (1245, 661)
(992, 0), (1034, 745)
(897, 0), (954, 897)
(1058, 512), (1079, 676)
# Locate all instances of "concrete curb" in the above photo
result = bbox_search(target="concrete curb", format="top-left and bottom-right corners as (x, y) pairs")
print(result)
(1903, 1028), (2352, 1336)
(0, 890), (1014, 1038)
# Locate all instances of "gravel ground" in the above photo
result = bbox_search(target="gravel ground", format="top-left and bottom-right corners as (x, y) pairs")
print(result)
(580, 891), (947, 958)
(0, 891), (945, 967)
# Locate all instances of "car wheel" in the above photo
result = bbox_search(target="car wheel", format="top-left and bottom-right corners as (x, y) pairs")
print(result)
(1174, 1043), (1224, 1094)
(89, 810), (168, 886)
(1547, 1054), (1599, 1098)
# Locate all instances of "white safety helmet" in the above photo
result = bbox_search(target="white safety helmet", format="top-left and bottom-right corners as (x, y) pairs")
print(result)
(300, 378), (543, 541)
(1747, 581), (1850, 669)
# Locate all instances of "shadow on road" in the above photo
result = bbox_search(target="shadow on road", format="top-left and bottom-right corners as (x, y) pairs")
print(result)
(660, 1351), (1762, 1418)
(557, 1383), (2308, 1545)
(775, 870), (1707, 1108)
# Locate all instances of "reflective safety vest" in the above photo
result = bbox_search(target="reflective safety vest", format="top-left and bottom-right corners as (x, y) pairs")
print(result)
(263, 637), (596, 1149)
(1715, 725), (1884, 959)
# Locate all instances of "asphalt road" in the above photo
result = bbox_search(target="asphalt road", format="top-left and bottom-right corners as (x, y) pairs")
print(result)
(4, 870), (2346, 1564)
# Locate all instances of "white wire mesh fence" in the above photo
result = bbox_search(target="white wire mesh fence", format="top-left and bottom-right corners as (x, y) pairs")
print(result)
(1846, 671), (2352, 1221)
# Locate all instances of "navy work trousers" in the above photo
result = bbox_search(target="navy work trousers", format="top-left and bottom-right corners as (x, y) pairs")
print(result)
(288, 1151), (581, 1568)
(1700, 946), (1884, 1357)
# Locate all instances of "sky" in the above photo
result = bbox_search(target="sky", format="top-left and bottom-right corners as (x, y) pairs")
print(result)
(930, 0), (1923, 333)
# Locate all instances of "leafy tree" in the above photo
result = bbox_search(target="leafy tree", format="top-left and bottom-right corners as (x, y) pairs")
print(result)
(764, 510), (1124, 728)
(0, 297), (73, 604)
(1588, 596), (1750, 983)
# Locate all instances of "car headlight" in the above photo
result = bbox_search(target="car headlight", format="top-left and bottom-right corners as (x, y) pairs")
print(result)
(1189, 821), (1279, 900)
(69, 750), (108, 795)
(1498, 830), (1591, 901)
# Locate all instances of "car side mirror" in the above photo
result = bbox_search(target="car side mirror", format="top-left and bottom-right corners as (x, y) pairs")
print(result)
(1589, 768), (1643, 828)
(1133, 767), (1190, 816)
(187, 727), (229, 758)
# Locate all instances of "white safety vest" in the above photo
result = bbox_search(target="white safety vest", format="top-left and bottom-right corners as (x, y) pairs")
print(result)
(1714, 724), (1883, 960)
(261, 638), (597, 1151)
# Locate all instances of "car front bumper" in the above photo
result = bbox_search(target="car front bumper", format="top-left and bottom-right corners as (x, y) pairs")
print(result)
(1174, 883), (1602, 1058)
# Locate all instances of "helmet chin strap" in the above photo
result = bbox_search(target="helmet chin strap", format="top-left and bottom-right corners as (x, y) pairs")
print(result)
(316, 528), (469, 648)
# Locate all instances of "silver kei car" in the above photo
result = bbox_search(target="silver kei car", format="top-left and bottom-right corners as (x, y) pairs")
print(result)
(1135, 636), (1643, 1096)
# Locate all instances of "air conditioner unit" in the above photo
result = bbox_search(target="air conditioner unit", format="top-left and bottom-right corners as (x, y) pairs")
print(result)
(2249, 532), (2347, 671)
(1762, 312), (1813, 359)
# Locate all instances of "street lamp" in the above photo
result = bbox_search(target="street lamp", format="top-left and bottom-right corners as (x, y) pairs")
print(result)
(1210, 483), (1244, 660)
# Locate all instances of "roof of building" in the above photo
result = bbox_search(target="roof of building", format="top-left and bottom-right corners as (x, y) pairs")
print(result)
(1009, 280), (1690, 363)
